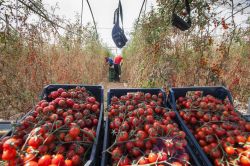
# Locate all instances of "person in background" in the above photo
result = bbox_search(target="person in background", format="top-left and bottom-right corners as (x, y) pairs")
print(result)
(105, 57), (115, 82)
(105, 56), (113, 66)
(114, 54), (123, 82)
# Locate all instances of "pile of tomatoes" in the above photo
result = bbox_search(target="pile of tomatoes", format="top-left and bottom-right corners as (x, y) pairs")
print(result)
(108, 91), (192, 166)
(0, 87), (100, 166)
(176, 91), (250, 166)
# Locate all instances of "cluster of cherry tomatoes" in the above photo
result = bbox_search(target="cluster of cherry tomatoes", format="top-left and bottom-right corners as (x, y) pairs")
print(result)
(176, 91), (250, 166)
(108, 91), (192, 166)
(0, 87), (100, 166)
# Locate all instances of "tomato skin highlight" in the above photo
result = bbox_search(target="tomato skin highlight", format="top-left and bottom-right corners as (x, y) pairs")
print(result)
(225, 146), (235, 155)
(3, 138), (18, 150)
(38, 155), (52, 166)
(240, 155), (250, 166)
(2, 149), (16, 160)
(148, 152), (158, 163)
(51, 154), (64, 166)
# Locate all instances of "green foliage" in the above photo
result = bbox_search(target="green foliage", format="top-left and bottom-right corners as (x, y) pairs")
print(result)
(123, 0), (250, 102)
(0, 1), (109, 119)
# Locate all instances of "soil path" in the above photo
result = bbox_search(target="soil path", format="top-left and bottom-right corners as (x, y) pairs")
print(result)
(100, 81), (128, 120)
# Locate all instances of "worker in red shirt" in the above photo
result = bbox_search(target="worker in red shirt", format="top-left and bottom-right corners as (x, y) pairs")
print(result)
(114, 54), (123, 82)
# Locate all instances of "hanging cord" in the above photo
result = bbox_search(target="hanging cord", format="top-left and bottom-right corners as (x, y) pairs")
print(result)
(16, 0), (18, 29)
(172, 0), (180, 14)
(113, 0), (125, 30)
(80, 0), (83, 28)
(113, 8), (118, 25)
(86, 0), (98, 39)
(144, 0), (147, 15)
(184, 0), (191, 25)
(136, 0), (146, 26)
(118, 0), (124, 30)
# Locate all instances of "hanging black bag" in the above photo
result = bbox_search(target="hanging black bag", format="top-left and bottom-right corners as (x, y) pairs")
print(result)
(112, 0), (127, 48)
(172, 0), (191, 31)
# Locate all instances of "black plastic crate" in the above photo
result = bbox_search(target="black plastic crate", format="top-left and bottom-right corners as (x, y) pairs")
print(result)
(40, 84), (104, 166)
(170, 86), (249, 121)
(0, 121), (12, 137)
(169, 86), (249, 122)
(169, 86), (248, 166)
(169, 86), (232, 107)
(101, 88), (201, 166)
(1, 84), (104, 166)
(0, 109), (37, 139)
(243, 114), (250, 122)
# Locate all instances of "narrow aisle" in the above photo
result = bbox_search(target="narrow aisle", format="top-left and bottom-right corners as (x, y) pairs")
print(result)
(101, 81), (128, 120)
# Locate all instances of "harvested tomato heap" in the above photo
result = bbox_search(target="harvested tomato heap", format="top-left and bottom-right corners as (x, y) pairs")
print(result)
(0, 87), (100, 166)
(108, 92), (191, 166)
(176, 91), (250, 166)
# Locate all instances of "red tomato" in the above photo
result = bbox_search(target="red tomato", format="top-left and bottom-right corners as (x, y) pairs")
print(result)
(66, 150), (76, 159)
(148, 128), (157, 137)
(236, 135), (246, 144)
(214, 158), (225, 166)
(245, 123), (250, 132)
(225, 146), (235, 156)
(117, 131), (129, 142)
(178, 131), (186, 139)
(28, 136), (43, 149)
(64, 159), (73, 166)
(146, 115), (154, 124)
(210, 149), (222, 159)
(64, 134), (73, 142)
(75, 145), (85, 155)
(137, 130), (148, 140)
(131, 147), (141, 157)
(169, 111), (176, 118)
(54, 145), (65, 154)
(38, 155), (52, 166)
(135, 139), (144, 148)
(119, 156), (131, 166)
(111, 147), (122, 161)
(125, 141), (134, 151)
(145, 140), (152, 149)
(121, 122), (129, 131)
(51, 154), (64, 166)
(158, 152), (168, 161)
(88, 97), (96, 103)
(148, 152), (158, 163)
(138, 157), (149, 165)
(226, 136), (235, 145)
(240, 155), (250, 166)
(43, 133), (55, 145)
(144, 124), (151, 132)
(69, 126), (80, 138)
(71, 155), (80, 166)
(199, 139), (207, 147)
(2, 149), (16, 160)
(91, 104), (99, 111)
(3, 138), (18, 150)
